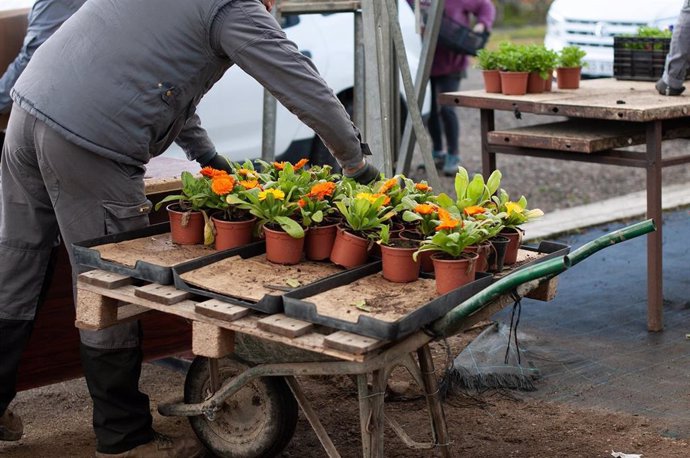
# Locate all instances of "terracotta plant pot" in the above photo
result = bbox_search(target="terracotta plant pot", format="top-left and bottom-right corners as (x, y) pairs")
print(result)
(488, 235), (510, 273)
(304, 223), (338, 261)
(464, 241), (492, 272)
(556, 66), (581, 89)
(500, 227), (524, 265)
(431, 252), (479, 295)
(263, 224), (306, 265)
(527, 71), (545, 94)
(211, 213), (256, 251)
(380, 239), (420, 283)
(482, 69), (502, 93)
(330, 225), (370, 269)
(499, 71), (529, 96)
(544, 70), (554, 92)
(167, 204), (204, 245)
(400, 230), (434, 273)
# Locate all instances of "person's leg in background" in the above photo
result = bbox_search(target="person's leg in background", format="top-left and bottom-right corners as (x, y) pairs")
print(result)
(434, 74), (462, 176)
(428, 76), (447, 168)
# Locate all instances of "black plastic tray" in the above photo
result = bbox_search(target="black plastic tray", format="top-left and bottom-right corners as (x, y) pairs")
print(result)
(282, 240), (570, 341)
(73, 222), (227, 285)
(172, 244), (373, 315)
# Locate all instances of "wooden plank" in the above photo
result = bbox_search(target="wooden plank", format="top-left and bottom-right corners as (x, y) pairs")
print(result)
(195, 300), (252, 322)
(324, 331), (386, 355)
(487, 120), (642, 153)
(75, 281), (372, 362)
(75, 289), (119, 329)
(78, 270), (132, 289)
(279, 1), (360, 13)
(257, 314), (314, 338)
(134, 284), (191, 305)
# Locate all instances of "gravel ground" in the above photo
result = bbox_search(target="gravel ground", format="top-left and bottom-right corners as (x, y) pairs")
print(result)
(411, 69), (690, 214)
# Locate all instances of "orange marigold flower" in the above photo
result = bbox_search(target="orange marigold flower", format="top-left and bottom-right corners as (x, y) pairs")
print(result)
(273, 161), (286, 170)
(237, 168), (257, 178)
(464, 205), (486, 216)
(373, 192), (391, 206)
(436, 218), (460, 231)
(239, 180), (259, 189)
(414, 204), (436, 215)
(200, 167), (216, 177)
(308, 181), (336, 200)
(294, 158), (309, 170)
(437, 207), (452, 221)
(211, 175), (235, 195)
(378, 177), (398, 194)
(415, 182), (431, 192)
(298, 198), (307, 208)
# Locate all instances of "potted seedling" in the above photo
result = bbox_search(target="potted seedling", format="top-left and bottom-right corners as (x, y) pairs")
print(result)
(476, 48), (502, 93)
(557, 45), (587, 89)
(154, 171), (210, 245)
(496, 42), (530, 95)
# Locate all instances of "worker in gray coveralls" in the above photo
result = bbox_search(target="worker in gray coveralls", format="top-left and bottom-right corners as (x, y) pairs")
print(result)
(0, 0), (379, 456)
(0, 0), (87, 144)
(656, 0), (690, 95)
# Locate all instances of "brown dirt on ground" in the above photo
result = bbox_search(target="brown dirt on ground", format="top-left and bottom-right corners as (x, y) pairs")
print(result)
(2, 329), (687, 458)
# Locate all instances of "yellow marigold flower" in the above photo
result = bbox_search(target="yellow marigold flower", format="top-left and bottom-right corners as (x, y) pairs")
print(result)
(378, 177), (398, 194)
(355, 192), (375, 202)
(259, 189), (285, 201)
(294, 158), (309, 170)
(414, 204), (436, 215)
(415, 182), (431, 192)
(308, 181), (336, 200)
(464, 205), (486, 216)
(239, 180), (259, 189)
(505, 201), (523, 215)
(211, 175), (235, 195)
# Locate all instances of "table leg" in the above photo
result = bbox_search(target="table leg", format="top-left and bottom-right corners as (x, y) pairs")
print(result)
(417, 344), (452, 457)
(357, 374), (373, 457)
(480, 109), (496, 177)
(646, 121), (663, 332)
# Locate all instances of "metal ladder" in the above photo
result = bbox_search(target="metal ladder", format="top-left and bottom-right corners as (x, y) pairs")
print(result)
(262, 0), (445, 189)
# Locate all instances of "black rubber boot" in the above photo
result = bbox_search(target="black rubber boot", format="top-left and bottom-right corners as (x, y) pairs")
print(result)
(0, 319), (35, 417)
(655, 79), (685, 96)
(80, 344), (154, 454)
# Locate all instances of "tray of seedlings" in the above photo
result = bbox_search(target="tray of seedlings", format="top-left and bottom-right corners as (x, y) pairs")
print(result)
(172, 244), (378, 314)
(281, 240), (570, 341)
(73, 222), (231, 285)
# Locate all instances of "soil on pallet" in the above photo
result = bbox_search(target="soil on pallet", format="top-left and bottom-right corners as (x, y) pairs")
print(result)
(5, 326), (688, 458)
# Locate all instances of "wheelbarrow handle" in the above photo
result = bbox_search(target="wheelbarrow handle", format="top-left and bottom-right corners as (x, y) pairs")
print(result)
(431, 219), (656, 338)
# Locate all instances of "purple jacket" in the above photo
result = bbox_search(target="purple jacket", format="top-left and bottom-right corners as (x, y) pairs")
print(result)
(409, 0), (496, 76)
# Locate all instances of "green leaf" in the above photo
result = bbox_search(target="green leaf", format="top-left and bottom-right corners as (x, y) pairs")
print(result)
(454, 168), (469, 201)
(312, 210), (324, 224)
(436, 193), (454, 209)
(402, 210), (422, 222)
(467, 175), (485, 204)
(286, 278), (301, 288)
(274, 216), (305, 238)
(486, 170), (502, 197)
(353, 299), (372, 313)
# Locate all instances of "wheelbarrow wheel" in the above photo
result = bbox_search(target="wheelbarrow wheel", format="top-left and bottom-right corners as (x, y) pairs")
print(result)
(184, 355), (298, 458)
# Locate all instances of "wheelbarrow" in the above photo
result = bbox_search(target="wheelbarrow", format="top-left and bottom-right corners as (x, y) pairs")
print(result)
(158, 219), (655, 458)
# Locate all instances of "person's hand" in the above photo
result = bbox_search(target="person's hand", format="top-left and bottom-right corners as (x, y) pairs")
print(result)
(473, 23), (486, 33)
(197, 152), (233, 173)
(655, 79), (685, 96)
(262, 0), (276, 12)
(344, 160), (381, 184)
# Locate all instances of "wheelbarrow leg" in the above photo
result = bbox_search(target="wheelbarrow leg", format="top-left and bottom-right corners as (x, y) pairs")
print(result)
(417, 344), (452, 457)
(357, 371), (387, 458)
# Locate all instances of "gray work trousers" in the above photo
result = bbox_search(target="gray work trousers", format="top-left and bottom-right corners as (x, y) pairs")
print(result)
(0, 106), (151, 349)
(663, 1), (690, 88)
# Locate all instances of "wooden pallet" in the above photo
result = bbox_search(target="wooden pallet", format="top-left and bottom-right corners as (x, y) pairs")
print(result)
(75, 270), (387, 363)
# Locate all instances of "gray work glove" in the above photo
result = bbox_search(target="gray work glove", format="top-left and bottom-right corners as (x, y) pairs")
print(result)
(344, 161), (381, 184)
(197, 151), (233, 172)
(655, 79), (685, 96)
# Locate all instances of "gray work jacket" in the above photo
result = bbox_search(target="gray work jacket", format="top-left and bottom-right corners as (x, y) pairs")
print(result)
(0, 0), (86, 113)
(11, 0), (364, 168)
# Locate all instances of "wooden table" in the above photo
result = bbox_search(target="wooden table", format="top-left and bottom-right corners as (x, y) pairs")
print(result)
(440, 78), (690, 332)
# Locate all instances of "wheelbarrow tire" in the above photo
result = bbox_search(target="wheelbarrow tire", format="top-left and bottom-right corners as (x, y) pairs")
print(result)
(184, 355), (298, 458)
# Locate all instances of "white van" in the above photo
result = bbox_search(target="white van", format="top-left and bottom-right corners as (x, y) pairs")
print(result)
(544, 0), (682, 77)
